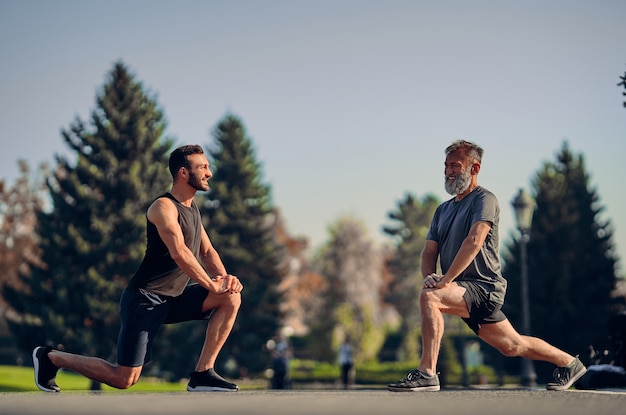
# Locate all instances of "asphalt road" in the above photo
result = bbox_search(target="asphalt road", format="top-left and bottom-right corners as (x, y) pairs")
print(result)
(1, 388), (625, 415)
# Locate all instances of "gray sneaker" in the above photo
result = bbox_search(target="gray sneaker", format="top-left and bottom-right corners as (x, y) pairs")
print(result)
(546, 357), (587, 391)
(387, 369), (440, 392)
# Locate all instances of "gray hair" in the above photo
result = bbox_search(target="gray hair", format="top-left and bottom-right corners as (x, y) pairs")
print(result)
(445, 140), (483, 164)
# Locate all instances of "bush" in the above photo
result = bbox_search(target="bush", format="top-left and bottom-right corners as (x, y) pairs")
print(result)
(289, 359), (509, 387)
(290, 359), (420, 385)
(290, 359), (339, 383)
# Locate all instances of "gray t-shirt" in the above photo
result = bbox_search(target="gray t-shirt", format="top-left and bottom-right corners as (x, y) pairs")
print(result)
(426, 186), (507, 304)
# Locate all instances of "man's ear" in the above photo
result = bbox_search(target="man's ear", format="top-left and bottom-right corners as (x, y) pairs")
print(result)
(471, 163), (480, 174)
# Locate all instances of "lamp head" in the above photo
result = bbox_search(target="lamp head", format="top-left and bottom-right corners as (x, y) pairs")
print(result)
(511, 188), (535, 232)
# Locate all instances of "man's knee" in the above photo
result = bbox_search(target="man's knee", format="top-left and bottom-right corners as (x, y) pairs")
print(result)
(206, 291), (241, 312)
(113, 378), (137, 390)
(497, 344), (520, 357)
(222, 291), (241, 310)
(419, 289), (440, 308)
(111, 366), (142, 389)
(419, 289), (431, 303)
(487, 338), (524, 357)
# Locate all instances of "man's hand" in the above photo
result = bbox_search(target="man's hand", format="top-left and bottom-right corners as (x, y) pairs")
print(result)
(423, 273), (445, 289)
(213, 274), (243, 294)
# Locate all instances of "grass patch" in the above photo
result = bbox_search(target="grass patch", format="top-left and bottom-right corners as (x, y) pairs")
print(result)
(0, 365), (266, 392)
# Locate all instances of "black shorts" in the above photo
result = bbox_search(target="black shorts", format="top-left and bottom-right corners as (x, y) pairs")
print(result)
(455, 280), (507, 335)
(117, 284), (211, 367)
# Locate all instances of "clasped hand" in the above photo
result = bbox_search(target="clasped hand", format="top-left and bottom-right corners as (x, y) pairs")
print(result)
(214, 274), (243, 294)
(423, 273), (444, 289)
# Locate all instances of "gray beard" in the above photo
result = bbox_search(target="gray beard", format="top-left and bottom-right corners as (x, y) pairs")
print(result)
(445, 168), (472, 196)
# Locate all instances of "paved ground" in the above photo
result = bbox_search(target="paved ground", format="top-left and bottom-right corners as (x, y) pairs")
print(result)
(1, 388), (626, 415)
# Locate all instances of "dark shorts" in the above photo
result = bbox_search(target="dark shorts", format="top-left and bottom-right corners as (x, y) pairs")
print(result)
(455, 280), (507, 335)
(117, 284), (211, 367)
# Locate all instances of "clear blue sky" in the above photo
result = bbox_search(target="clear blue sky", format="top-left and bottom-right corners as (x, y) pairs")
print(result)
(1, 0), (625, 272)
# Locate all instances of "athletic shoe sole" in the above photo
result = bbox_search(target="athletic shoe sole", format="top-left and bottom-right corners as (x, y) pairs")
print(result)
(187, 385), (238, 392)
(387, 385), (440, 392)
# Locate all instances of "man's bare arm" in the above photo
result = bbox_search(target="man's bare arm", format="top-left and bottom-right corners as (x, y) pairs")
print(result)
(441, 220), (491, 284)
(147, 198), (225, 293)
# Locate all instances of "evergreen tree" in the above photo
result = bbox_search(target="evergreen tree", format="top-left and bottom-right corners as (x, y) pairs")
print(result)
(617, 67), (626, 108)
(199, 114), (284, 375)
(382, 192), (439, 361)
(502, 141), (618, 379)
(5, 62), (173, 373)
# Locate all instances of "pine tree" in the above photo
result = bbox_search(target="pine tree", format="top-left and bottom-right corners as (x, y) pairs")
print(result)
(5, 62), (173, 372)
(383, 192), (439, 361)
(618, 67), (626, 108)
(502, 141), (618, 379)
(199, 114), (284, 375)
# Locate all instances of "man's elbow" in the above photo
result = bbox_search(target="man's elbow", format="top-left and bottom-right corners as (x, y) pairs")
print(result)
(169, 250), (186, 265)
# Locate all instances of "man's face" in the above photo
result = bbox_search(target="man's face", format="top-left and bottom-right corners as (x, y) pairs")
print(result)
(185, 153), (212, 192)
(444, 150), (472, 196)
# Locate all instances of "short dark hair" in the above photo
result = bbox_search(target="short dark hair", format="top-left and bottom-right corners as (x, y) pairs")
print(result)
(168, 144), (204, 178)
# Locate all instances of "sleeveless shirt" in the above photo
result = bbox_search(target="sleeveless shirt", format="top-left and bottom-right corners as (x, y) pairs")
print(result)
(127, 193), (203, 297)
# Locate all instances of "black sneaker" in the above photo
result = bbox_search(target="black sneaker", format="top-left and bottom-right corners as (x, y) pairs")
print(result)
(546, 356), (587, 391)
(187, 368), (238, 392)
(387, 369), (440, 392)
(32, 346), (60, 392)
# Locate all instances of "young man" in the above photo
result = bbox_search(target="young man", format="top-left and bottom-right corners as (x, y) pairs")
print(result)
(33, 144), (243, 392)
(387, 140), (586, 392)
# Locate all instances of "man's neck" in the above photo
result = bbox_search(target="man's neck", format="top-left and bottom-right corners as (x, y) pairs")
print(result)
(455, 183), (479, 201)
(169, 185), (196, 207)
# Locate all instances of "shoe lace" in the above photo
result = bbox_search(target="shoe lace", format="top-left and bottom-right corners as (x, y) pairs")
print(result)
(404, 369), (424, 382)
(551, 367), (568, 383)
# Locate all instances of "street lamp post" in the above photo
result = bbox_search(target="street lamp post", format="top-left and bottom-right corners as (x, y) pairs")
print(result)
(511, 188), (537, 387)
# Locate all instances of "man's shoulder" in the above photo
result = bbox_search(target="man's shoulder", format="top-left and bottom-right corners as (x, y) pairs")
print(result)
(474, 186), (498, 202)
(148, 193), (175, 207)
(147, 194), (179, 222)
(476, 186), (494, 196)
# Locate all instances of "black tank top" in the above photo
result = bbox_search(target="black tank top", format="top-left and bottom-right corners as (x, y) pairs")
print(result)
(127, 193), (202, 297)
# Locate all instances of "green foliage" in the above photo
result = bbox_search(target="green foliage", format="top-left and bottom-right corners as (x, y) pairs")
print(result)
(0, 161), (48, 346)
(310, 216), (387, 363)
(383, 193), (440, 361)
(290, 359), (340, 383)
(617, 67), (626, 108)
(289, 358), (499, 386)
(334, 302), (387, 364)
(4, 61), (173, 365)
(289, 359), (423, 384)
(352, 360), (421, 384)
(502, 141), (618, 378)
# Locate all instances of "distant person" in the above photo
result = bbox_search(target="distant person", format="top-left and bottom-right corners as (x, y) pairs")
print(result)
(387, 140), (586, 392)
(33, 144), (243, 392)
(338, 335), (354, 389)
(269, 331), (292, 389)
